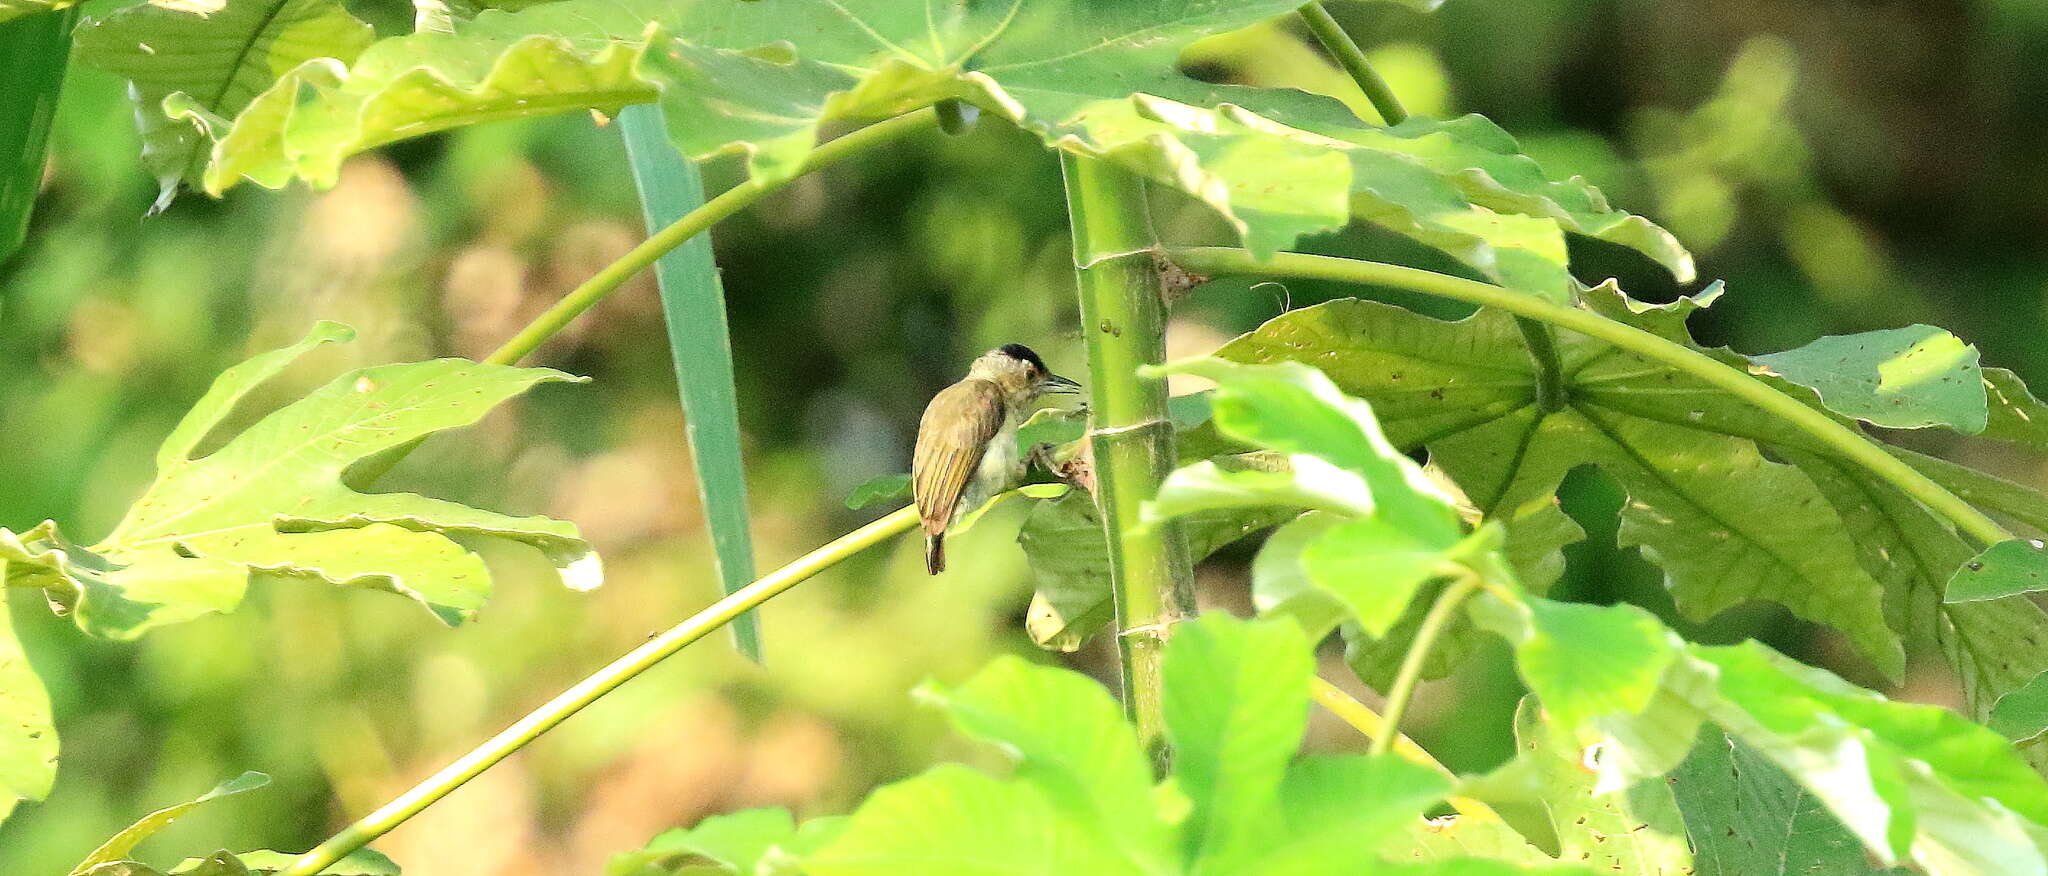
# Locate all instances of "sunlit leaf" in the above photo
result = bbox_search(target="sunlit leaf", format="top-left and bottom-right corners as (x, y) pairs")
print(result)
(606, 809), (796, 876)
(916, 655), (1171, 872)
(70, 772), (270, 874)
(73, 0), (373, 209)
(1749, 325), (1986, 432)
(0, 597), (55, 827)
(0, 0), (68, 23)
(1, 322), (598, 639)
(1469, 597), (1675, 731)
(1500, 698), (1693, 874)
(1162, 613), (1313, 869)
(806, 764), (1131, 876)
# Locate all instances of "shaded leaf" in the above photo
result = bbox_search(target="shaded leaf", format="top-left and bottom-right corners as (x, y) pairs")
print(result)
(0, 0), (69, 24)
(1, 6), (74, 257)
(1669, 730), (1909, 875)
(1217, 298), (1904, 679)
(1989, 671), (2048, 744)
(843, 474), (912, 511)
(71, 773), (270, 874)
(2, 322), (598, 639)
(74, 0), (374, 209)
(87, 848), (398, 876)
(1944, 538), (2048, 603)
(1749, 325), (1986, 432)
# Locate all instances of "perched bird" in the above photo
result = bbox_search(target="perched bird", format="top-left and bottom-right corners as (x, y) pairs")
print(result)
(913, 344), (1081, 574)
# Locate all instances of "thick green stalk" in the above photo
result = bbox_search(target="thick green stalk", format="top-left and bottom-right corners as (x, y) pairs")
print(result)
(1296, 3), (1568, 412)
(343, 108), (938, 489)
(1061, 155), (1196, 767)
(1372, 574), (1478, 757)
(1167, 246), (2013, 547)
(283, 507), (920, 876)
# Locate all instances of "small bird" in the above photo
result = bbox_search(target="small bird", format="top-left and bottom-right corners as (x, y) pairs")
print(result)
(913, 343), (1081, 574)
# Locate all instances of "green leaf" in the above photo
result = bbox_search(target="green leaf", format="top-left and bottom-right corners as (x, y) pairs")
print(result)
(0, 7), (73, 258)
(1019, 483), (1296, 652)
(73, 0), (374, 209)
(620, 101), (761, 662)
(1749, 325), (1986, 432)
(1944, 538), (2048, 603)
(1498, 697), (1693, 875)
(201, 0), (1687, 281)
(1470, 597), (1676, 731)
(71, 772), (271, 874)
(843, 474), (913, 511)
(84, 848), (398, 876)
(1298, 517), (1458, 638)
(917, 655), (1171, 872)
(1162, 614), (1313, 870)
(2, 322), (598, 639)
(1260, 755), (1453, 874)
(1989, 671), (2048, 743)
(1251, 512), (1351, 636)
(806, 764), (1132, 876)
(0, 596), (56, 827)
(1668, 730), (1909, 875)
(606, 809), (795, 876)
(1217, 298), (1904, 679)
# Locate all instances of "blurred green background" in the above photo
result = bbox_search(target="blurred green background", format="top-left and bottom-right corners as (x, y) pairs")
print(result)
(4, 0), (2047, 871)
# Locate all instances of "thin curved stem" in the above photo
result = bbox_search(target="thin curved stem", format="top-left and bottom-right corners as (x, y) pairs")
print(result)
(1166, 246), (2014, 548)
(282, 507), (922, 876)
(1512, 314), (1567, 413)
(1309, 677), (1502, 822)
(485, 108), (939, 367)
(1296, 2), (1407, 126)
(1372, 575), (1479, 758)
(340, 108), (940, 491)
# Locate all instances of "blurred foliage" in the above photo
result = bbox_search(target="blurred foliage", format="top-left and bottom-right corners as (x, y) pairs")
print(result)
(2, 0), (2046, 871)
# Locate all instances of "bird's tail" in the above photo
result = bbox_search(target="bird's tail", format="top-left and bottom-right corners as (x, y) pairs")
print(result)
(925, 534), (946, 575)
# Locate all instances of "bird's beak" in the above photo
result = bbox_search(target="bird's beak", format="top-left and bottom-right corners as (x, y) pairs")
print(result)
(1041, 374), (1083, 394)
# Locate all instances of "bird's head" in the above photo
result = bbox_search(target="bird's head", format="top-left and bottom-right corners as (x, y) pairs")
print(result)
(971, 343), (1081, 404)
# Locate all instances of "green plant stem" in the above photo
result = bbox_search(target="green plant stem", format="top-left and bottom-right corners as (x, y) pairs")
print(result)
(1167, 246), (2014, 548)
(1295, 4), (1570, 412)
(340, 108), (939, 491)
(1060, 155), (1196, 771)
(282, 506), (921, 876)
(1296, 2), (1407, 126)
(484, 108), (937, 367)
(1372, 574), (1480, 758)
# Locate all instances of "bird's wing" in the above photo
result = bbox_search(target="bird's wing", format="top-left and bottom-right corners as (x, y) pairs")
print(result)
(913, 378), (1006, 535)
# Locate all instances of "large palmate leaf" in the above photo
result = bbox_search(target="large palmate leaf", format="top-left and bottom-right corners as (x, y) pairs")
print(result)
(73, 0), (374, 209)
(1748, 325), (1986, 432)
(0, 597), (56, 826)
(195, 0), (1688, 281)
(1488, 698), (1692, 874)
(0, 322), (598, 639)
(1217, 297), (1905, 678)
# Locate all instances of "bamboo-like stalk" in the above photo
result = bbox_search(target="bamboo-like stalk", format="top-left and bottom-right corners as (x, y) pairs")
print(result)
(1060, 155), (1197, 770)
(1165, 246), (2013, 548)
(281, 507), (921, 876)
